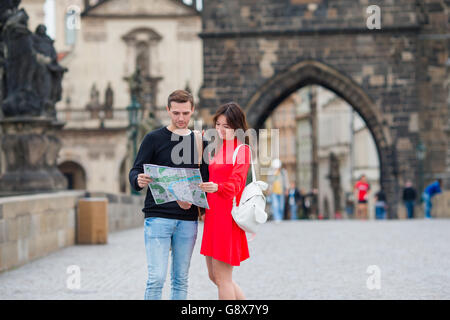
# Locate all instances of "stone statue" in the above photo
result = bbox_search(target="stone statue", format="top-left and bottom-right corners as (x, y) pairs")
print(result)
(1, 5), (40, 117)
(184, 80), (192, 93)
(104, 82), (114, 119)
(88, 83), (100, 108)
(86, 83), (101, 118)
(135, 42), (149, 77)
(128, 66), (143, 101)
(0, 1), (68, 194)
(0, 1), (67, 118)
(0, 0), (21, 26)
(32, 24), (67, 117)
(0, 0), (8, 114)
(104, 82), (114, 109)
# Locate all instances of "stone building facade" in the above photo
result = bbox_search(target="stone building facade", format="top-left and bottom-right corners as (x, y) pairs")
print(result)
(198, 0), (449, 218)
(17, 0), (203, 194)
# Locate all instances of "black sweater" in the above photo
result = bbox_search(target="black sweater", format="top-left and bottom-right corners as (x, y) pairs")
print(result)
(402, 187), (417, 201)
(129, 126), (209, 221)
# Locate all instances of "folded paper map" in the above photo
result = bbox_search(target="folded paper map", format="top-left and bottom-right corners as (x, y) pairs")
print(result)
(143, 164), (210, 209)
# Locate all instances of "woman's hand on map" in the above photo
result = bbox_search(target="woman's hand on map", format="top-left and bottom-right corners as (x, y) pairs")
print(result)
(199, 182), (218, 193)
(137, 173), (153, 188)
(177, 200), (192, 210)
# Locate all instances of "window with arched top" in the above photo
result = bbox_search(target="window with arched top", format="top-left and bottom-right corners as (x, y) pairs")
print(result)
(122, 27), (163, 116)
(136, 41), (150, 77)
(65, 5), (81, 46)
(122, 28), (162, 77)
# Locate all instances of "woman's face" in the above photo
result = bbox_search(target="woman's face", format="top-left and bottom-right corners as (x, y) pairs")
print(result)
(215, 115), (235, 140)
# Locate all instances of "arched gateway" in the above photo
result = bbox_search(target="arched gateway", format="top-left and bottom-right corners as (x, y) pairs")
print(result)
(244, 60), (397, 217)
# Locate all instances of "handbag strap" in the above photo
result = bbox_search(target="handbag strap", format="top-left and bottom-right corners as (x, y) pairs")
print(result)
(231, 144), (260, 238)
(193, 130), (204, 218)
(232, 143), (256, 207)
(232, 144), (256, 183)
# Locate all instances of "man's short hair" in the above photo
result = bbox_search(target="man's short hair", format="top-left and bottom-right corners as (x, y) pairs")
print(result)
(167, 90), (194, 109)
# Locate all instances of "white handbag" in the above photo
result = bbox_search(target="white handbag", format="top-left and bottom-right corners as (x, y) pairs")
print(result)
(231, 144), (269, 235)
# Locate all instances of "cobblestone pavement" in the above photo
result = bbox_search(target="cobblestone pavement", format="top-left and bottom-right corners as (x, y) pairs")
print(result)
(1, 219), (449, 300)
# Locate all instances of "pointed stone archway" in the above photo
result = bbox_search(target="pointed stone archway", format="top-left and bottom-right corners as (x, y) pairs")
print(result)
(244, 60), (398, 218)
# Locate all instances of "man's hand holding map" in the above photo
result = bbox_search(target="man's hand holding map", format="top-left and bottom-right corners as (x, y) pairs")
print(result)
(143, 164), (210, 209)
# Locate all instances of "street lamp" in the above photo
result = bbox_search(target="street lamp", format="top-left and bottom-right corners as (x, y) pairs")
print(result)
(416, 141), (426, 202)
(127, 95), (139, 128)
(127, 94), (141, 195)
(416, 141), (426, 162)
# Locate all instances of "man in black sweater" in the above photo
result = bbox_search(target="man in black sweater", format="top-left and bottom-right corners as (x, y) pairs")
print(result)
(129, 90), (209, 300)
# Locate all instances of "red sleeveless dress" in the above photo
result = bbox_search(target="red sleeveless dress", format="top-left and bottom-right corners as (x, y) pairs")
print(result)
(200, 138), (251, 266)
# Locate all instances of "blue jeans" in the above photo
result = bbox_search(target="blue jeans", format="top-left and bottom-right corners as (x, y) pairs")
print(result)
(144, 217), (198, 300)
(375, 206), (386, 219)
(271, 193), (285, 221)
(404, 200), (415, 219)
(422, 192), (432, 218)
(290, 204), (298, 220)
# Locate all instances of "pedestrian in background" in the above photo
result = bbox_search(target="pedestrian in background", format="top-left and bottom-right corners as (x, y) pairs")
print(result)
(287, 181), (301, 220)
(402, 180), (417, 219)
(345, 192), (354, 219)
(354, 174), (370, 220)
(422, 179), (443, 219)
(267, 159), (289, 223)
(299, 188), (318, 219)
(374, 189), (387, 219)
(299, 188), (310, 219)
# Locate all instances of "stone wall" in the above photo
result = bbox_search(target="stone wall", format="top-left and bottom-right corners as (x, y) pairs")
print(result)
(0, 191), (145, 273)
(0, 191), (84, 272)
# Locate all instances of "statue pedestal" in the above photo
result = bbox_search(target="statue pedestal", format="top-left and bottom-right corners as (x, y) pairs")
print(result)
(0, 117), (67, 196)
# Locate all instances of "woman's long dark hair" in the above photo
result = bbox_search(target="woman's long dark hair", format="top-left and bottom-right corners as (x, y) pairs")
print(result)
(210, 102), (252, 158)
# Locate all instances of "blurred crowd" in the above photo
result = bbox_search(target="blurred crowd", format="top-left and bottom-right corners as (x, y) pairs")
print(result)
(265, 159), (443, 221)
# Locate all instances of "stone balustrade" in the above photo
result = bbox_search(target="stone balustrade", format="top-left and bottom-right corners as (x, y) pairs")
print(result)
(0, 191), (144, 272)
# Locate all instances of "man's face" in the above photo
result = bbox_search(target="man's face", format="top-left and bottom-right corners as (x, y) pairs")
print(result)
(166, 101), (194, 129)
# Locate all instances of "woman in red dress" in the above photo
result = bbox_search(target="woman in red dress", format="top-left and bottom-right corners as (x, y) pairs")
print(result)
(199, 102), (251, 300)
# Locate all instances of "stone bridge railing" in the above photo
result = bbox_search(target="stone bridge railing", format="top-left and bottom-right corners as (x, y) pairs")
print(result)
(0, 191), (144, 273)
